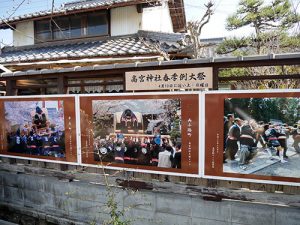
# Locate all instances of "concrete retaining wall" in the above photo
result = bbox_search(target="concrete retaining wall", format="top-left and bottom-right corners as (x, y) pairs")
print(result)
(0, 163), (300, 225)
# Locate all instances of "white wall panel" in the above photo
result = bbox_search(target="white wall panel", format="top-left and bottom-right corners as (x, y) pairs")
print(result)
(13, 21), (34, 47)
(111, 6), (142, 36)
(142, 4), (173, 33)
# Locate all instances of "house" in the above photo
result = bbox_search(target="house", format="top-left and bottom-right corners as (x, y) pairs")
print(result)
(0, 0), (187, 68)
(0, 0), (189, 95)
(1, 0), (297, 95)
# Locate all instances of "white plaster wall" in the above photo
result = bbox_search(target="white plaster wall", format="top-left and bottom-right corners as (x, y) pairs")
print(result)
(142, 4), (173, 33)
(13, 21), (34, 47)
(11, 4), (173, 44)
(110, 6), (142, 36)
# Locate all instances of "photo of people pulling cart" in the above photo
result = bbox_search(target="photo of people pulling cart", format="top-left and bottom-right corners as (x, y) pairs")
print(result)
(4, 101), (65, 158)
(92, 99), (182, 168)
(223, 97), (300, 178)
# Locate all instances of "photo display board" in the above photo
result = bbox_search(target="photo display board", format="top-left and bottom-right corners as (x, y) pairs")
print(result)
(80, 93), (199, 174)
(204, 90), (300, 184)
(0, 96), (78, 163)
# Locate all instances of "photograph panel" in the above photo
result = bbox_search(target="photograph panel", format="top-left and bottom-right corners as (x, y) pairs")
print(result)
(92, 99), (182, 167)
(205, 91), (300, 184)
(4, 100), (66, 158)
(80, 94), (199, 174)
(0, 96), (78, 163)
(223, 97), (300, 178)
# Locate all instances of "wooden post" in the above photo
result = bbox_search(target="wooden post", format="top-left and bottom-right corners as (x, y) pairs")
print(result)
(212, 66), (219, 90)
(5, 79), (17, 96)
(57, 76), (67, 94)
(123, 71), (126, 92)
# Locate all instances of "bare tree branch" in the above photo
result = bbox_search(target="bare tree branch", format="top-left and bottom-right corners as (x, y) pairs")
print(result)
(186, 1), (214, 58)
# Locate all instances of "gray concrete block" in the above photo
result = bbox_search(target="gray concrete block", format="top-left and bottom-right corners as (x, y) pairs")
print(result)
(131, 218), (158, 225)
(155, 212), (191, 225)
(231, 202), (275, 225)
(0, 173), (3, 186)
(131, 219), (157, 225)
(66, 181), (107, 203)
(45, 162), (62, 170)
(44, 206), (69, 219)
(52, 195), (70, 213)
(110, 188), (124, 207)
(22, 174), (45, 192)
(16, 159), (27, 165)
(275, 206), (300, 225)
(30, 161), (46, 168)
(192, 218), (231, 225)
(156, 192), (192, 216)
(0, 185), (4, 201)
(0, 158), (10, 163)
(67, 197), (106, 215)
(124, 190), (155, 212)
(128, 209), (157, 225)
(67, 165), (78, 171)
(191, 197), (231, 222)
(68, 208), (110, 224)
(231, 223), (255, 225)
(3, 186), (24, 205)
(43, 178), (71, 197)
(0, 219), (19, 225)
(2, 173), (24, 189)
(23, 189), (53, 209)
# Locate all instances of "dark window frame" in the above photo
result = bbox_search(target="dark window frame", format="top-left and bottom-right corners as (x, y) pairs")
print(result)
(34, 10), (110, 43)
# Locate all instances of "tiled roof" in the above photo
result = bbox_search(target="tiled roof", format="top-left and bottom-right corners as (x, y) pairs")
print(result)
(0, 31), (185, 64)
(63, 0), (130, 9)
(1, 53), (299, 78)
(0, 0), (155, 28)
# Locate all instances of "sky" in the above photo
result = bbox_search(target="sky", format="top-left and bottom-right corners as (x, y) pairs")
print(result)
(0, 0), (299, 47)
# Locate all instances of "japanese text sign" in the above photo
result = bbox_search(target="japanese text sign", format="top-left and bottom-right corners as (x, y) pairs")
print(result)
(125, 68), (213, 91)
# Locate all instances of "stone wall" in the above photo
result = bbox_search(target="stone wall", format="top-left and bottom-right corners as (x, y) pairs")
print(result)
(0, 159), (300, 225)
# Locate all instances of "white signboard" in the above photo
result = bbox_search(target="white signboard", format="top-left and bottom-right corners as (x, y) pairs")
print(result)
(125, 67), (213, 91)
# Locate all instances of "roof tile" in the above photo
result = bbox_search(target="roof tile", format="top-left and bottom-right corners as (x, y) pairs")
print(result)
(0, 31), (185, 64)
(0, 0), (153, 27)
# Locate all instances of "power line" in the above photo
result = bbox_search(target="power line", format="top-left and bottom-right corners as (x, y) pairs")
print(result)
(50, 0), (68, 39)
(0, 0), (64, 18)
(0, 16), (45, 44)
(7, 0), (28, 18)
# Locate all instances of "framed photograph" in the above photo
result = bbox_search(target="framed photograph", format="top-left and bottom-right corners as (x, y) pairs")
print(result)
(204, 90), (300, 185)
(0, 96), (78, 163)
(80, 93), (199, 175)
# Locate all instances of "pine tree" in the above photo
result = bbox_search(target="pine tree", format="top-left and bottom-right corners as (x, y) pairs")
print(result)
(217, 0), (300, 55)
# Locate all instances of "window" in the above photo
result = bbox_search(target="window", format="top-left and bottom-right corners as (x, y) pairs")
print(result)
(87, 12), (108, 36)
(35, 20), (51, 41)
(70, 16), (82, 38)
(53, 17), (69, 39)
(67, 77), (124, 94)
(35, 11), (109, 43)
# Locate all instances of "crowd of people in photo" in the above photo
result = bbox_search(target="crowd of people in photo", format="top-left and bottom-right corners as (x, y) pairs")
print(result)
(7, 106), (65, 158)
(224, 114), (300, 169)
(94, 134), (182, 169)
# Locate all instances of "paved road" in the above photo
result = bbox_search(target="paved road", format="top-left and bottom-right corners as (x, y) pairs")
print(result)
(223, 137), (300, 178)
(253, 153), (300, 177)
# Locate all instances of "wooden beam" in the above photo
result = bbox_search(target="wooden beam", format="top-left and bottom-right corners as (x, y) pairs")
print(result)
(219, 74), (300, 82)
(16, 84), (57, 88)
(215, 58), (300, 68)
(67, 81), (123, 87)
